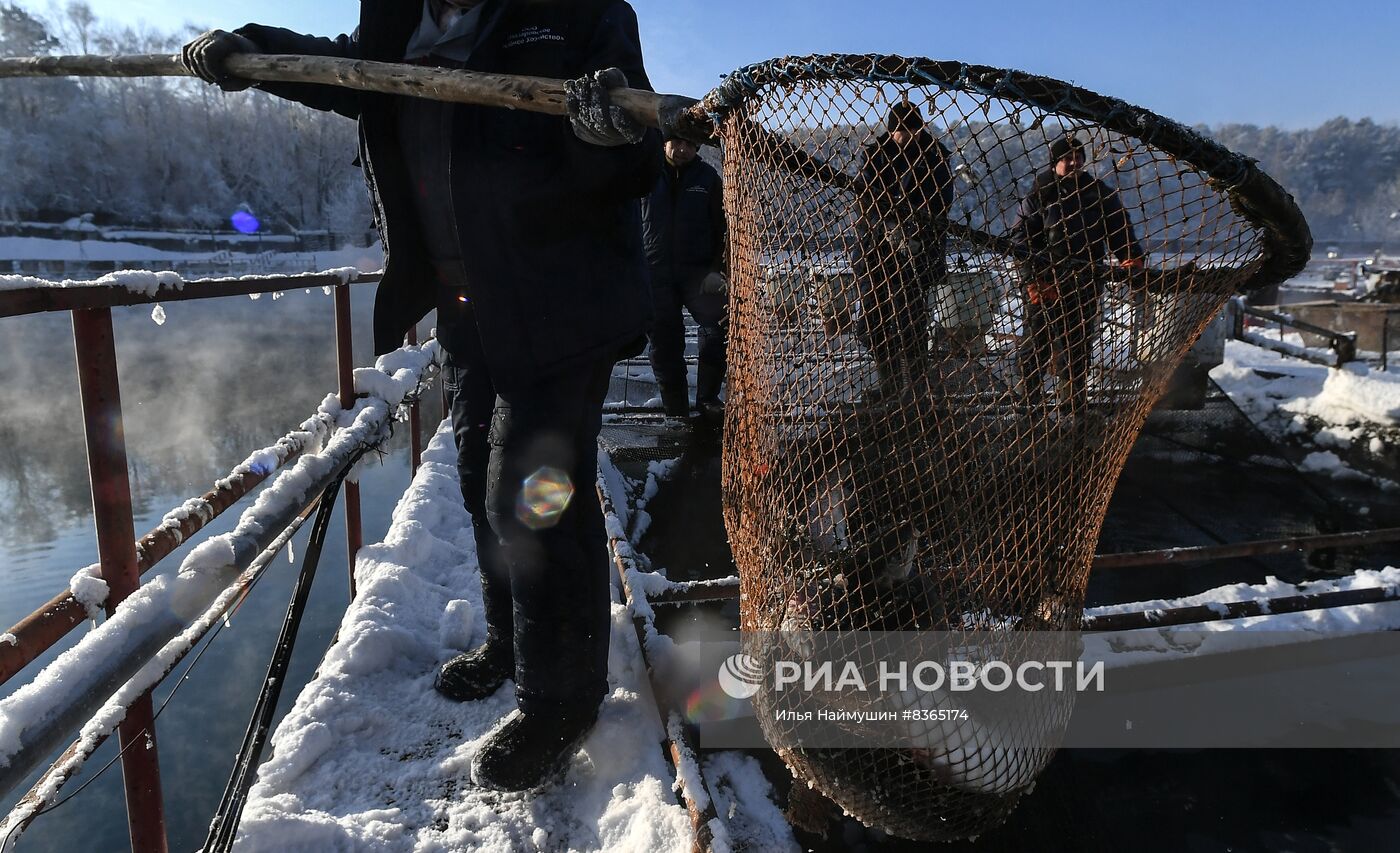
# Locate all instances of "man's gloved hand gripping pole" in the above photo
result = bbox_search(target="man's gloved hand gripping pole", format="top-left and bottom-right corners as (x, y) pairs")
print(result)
(184, 29), (648, 146)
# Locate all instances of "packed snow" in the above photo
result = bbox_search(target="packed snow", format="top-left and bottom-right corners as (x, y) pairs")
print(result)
(234, 426), (697, 852)
(66, 564), (108, 621)
(1086, 566), (1400, 630)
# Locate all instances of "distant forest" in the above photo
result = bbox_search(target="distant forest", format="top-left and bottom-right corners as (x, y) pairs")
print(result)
(1, 2), (1398, 243)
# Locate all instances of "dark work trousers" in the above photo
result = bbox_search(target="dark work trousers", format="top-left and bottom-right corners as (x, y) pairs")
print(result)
(856, 257), (933, 389)
(440, 305), (615, 718)
(646, 269), (727, 412)
(1019, 287), (1100, 411)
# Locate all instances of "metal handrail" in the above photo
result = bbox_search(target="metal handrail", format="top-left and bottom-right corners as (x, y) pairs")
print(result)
(0, 412), (336, 686)
(0, 266), (405, 851)
(0, 394), (396, 806)
(0, 268), (379, 318)
(1231, 300), (1358, 367)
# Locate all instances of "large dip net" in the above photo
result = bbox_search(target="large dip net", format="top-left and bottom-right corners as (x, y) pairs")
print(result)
(699, 56), (1310, 841)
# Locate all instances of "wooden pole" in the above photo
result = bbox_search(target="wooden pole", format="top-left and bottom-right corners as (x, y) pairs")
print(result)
(0, 52), (1231, 285)
(0, 52), (701, 137)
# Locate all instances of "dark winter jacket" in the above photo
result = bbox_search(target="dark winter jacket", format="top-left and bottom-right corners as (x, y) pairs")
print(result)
(640, 156), (725, 285)
(236, 0), (662, 390)
(1013, 168), (1143, 294)
(852, 129), (953, 286)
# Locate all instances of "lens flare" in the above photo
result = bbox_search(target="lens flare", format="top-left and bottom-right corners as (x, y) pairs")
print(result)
(230, 210), (261, 234)
(515, 467), (574, 530)
(684, 681), (751, 724)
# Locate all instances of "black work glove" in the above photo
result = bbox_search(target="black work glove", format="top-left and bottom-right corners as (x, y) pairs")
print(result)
(701, 271), (728, 295)
(564, 67), (645, 147)
(181, 29), (259, 92)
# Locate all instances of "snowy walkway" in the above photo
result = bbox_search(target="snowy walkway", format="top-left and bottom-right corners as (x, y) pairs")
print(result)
(235, 426), (695, 852)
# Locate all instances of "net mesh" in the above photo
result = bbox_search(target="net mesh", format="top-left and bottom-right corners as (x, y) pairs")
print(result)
(701, 56), (1310, 841)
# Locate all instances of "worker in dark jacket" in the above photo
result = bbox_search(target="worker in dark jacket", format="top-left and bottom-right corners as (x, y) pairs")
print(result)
(640, 133), (727, 422)
(852, 102), (953, 401)
(183, 0), (661, 792)
(1013, 134), (1144, 413)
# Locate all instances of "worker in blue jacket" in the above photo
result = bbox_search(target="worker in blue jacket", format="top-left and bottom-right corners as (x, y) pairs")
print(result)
(640, 133), (728, 423)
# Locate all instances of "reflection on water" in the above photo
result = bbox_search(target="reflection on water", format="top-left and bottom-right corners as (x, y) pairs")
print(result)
(0, 286), (445, 850)
(0, 289), (381, 556)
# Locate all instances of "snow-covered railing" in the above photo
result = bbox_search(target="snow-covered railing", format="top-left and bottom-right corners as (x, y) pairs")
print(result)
(595, 453), (727, 853)
(1233, 299), (1358, 367)
(0, 339), (439, 831)
(0, 265), (399, 850)
(0, 267), (379, 318)
(0, 410), (341, 686)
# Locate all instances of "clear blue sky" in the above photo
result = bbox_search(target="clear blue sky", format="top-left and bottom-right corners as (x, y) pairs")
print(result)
(75, 0), (1399, 128)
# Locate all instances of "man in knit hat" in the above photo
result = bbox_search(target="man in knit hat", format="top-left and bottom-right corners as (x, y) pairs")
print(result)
(1014, 133), (1144, 413)
(851, 101), (953, 402)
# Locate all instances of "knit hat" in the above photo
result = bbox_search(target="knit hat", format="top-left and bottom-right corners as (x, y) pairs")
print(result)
(886, 101), (925, 133)
(1049, 134), (1085, 163)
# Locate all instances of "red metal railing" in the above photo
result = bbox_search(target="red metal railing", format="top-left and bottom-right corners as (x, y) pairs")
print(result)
(0, 268), (430, 852)
(72, 305), (167, 852)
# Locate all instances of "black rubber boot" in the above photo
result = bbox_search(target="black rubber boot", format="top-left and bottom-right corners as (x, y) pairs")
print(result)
(660, 386), (691, 418)
(695, 355), (725, 412)
(696, 397), (724, 429)
(435, 639), (514, 702)
(470, 706), (600, 792)
(435, 540), (515, 702)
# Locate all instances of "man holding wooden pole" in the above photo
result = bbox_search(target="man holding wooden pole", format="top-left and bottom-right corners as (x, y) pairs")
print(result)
(183, 0), (661, 792)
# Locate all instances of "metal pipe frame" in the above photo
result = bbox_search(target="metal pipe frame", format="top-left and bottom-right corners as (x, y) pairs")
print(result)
(1235, 302), (1358, 365)
(1092, 526), (1400, 570)
(644, 526), (1400, 607)
(1, 421), (330, 686)
(2, 265), (434, 853)
(0, 271), (378, 319)
(1082, 583), (1400, 632)
(0, 497), (323, 848)
(0, 417), (389, 807)
(71, 306), (168, 853)
(334, 285), (363, 598)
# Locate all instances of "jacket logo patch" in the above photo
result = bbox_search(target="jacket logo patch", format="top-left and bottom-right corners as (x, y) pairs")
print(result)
(503, 26), (564, 49)
(686, 186), (709, 194)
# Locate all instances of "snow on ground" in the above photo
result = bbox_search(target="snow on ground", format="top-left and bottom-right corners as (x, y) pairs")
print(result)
(1084, 568), (1400, 669)
(703, 753), (800, 853)
(1210, 337), (1400, 484)
(1086, 567), (1400, 631)
(0, 236), (220, 264)
(1212, 337), (1400, 427)
(235, 425), (694, 852)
